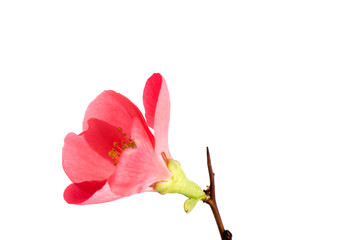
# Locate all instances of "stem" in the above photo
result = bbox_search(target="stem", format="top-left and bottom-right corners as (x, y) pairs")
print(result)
(203, 147), (232, 240)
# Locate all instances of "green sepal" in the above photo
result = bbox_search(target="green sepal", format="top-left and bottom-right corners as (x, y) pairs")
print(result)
(184, 197), (203, 213)
(155, 160), (206, 213)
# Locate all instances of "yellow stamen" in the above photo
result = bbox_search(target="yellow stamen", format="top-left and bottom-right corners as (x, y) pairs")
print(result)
(108, 127), (137, 166)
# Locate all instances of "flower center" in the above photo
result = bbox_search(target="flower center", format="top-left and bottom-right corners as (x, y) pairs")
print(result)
(108, 127), (136, 166)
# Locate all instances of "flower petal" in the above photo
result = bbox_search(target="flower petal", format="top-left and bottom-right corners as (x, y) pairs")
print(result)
(64, 180), (121, 204)
(143, 73), (171, 158)
(143, 74), (162, 129)
(63, 131), (115, 183)
(83, 118), (128, 162)
(83, 90), (155, 147)
(108, 117), (171, 197)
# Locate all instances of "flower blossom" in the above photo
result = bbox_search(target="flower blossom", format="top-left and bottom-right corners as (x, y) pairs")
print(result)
(63, 73), (173, 204)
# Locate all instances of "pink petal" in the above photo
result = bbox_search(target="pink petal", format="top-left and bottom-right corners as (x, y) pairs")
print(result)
(83, 90), (155, 147)
(108, 117), (171, 197)
(143, 74), (162, 129)
(64, 180), (121, 204)
(143, 73), (171, 158)
(62, 130), (115, 183)
(83, 118), (129, 162)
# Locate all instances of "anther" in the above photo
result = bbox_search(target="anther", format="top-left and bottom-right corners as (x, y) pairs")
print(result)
(108, 127), (137, 166)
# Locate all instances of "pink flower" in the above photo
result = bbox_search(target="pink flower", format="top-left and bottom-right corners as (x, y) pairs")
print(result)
(63, 73), (172, 204)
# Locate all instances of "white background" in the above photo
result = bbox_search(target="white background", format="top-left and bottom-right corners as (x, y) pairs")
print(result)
(1, 1), (360, 239)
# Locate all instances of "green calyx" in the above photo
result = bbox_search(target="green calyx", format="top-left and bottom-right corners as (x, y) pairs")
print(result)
(155, 160), (206, 213)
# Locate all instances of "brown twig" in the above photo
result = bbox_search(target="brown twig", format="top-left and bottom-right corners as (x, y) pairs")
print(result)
(203, 147), (232, 240)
